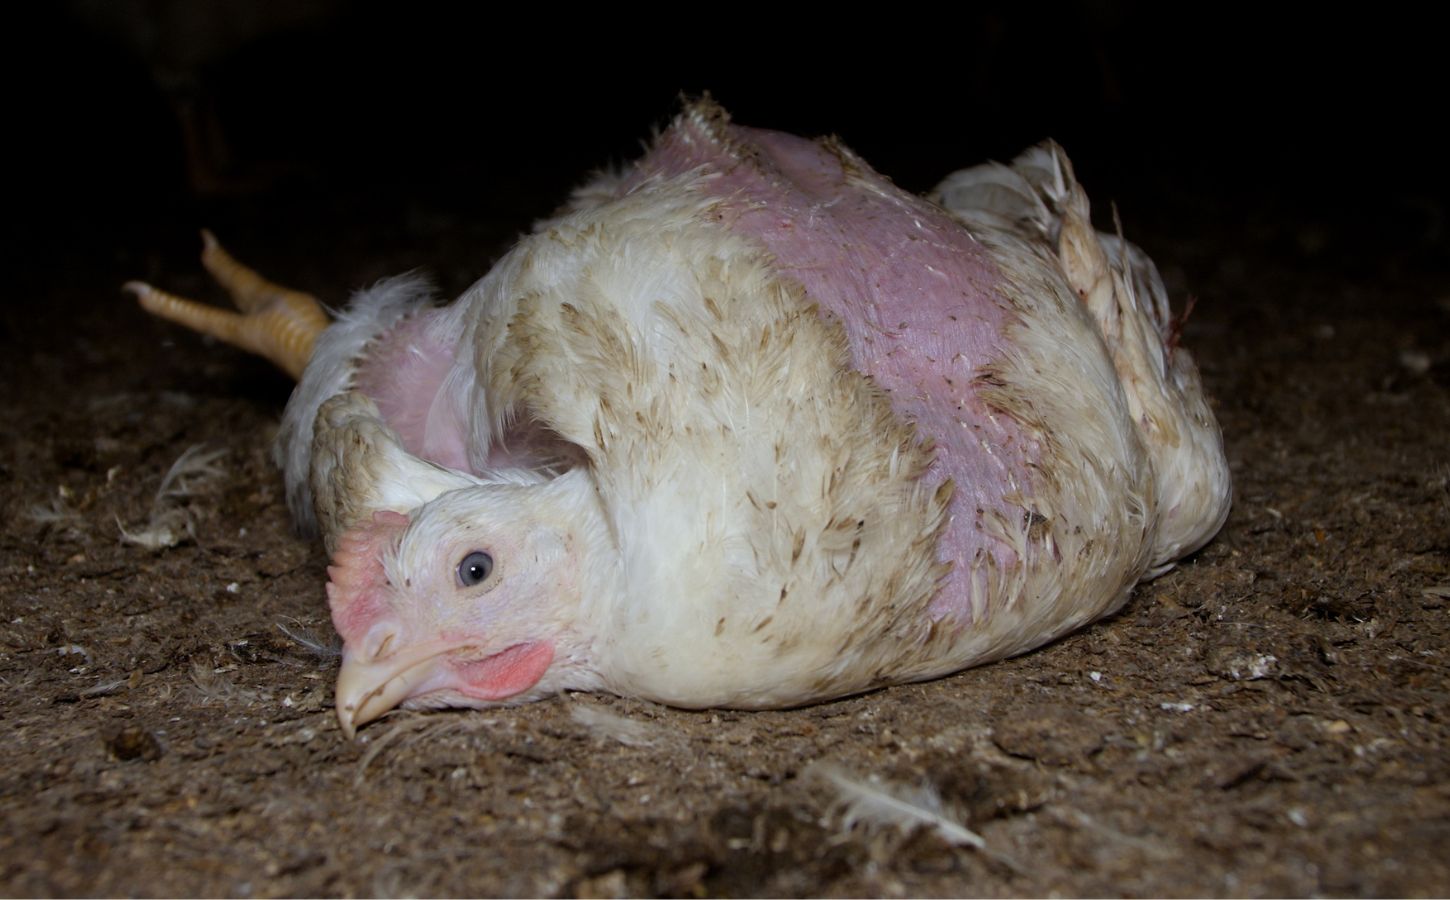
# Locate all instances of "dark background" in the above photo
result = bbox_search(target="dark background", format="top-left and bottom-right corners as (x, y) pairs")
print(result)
(10, 3), (1445, 282)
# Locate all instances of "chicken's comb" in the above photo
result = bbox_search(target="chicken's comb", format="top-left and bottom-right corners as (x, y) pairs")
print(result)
(125, 230), (330, 380)
(326, 510), (410, 642)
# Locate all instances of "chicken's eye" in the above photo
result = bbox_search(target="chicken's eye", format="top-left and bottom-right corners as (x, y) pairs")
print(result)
(457, 551), (494, 587)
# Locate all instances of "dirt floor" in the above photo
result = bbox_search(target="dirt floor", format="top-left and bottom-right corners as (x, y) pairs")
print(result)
(4, 15), (1449, 898)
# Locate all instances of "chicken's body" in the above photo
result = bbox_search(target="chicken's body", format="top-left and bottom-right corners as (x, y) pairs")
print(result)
(134, 102), (1231, 736)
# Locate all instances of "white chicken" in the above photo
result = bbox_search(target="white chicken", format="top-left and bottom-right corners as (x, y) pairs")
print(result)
(128, 101), (1231, 737)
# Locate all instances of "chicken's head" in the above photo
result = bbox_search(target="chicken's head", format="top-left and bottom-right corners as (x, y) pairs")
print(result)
(326, 469), (610, 737)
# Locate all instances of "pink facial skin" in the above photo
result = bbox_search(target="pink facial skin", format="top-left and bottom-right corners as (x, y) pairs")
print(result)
(622, 118), (1038, 624)
(326, 510), (554, 706)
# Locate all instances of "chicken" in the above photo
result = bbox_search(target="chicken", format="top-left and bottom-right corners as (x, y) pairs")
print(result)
(128, 101), (1231, 737)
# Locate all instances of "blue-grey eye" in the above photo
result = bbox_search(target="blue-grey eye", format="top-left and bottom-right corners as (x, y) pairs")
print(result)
(457, 551), (494, 587)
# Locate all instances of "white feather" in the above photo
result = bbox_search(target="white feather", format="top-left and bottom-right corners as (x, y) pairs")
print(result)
(117, 444), (225, 550)
(568, 702), (662, 747)
(805, 761), (986, 850)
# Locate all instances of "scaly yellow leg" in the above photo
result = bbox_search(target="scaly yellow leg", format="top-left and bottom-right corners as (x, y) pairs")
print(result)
(126, 231), (330, 380)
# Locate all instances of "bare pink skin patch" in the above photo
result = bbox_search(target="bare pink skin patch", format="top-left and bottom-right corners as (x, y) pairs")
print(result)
(353, 313), (471, 472)
(624, 119), (1039, 624)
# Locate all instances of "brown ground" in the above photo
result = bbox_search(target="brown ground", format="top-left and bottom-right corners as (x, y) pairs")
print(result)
(4, 12), (1448, 897)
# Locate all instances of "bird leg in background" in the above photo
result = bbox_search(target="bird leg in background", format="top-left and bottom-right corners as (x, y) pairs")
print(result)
(125, 230), (330, 379)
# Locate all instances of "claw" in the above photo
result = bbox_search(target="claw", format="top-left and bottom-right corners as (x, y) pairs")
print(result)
(127, 231), (330, 380)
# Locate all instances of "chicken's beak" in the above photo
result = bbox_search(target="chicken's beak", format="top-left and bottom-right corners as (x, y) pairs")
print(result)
(333, 649), (446, 739)
(334, 640), (556, 738)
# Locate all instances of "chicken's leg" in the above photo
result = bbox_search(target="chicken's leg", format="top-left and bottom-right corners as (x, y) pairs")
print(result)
(126, 230), (329, 379)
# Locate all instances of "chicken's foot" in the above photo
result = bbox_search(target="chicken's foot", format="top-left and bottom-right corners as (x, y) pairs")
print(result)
(125, 230), (329, 380)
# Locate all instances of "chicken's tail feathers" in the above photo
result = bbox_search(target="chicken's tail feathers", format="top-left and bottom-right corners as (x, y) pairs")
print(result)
(931, 145), (1231, 572)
